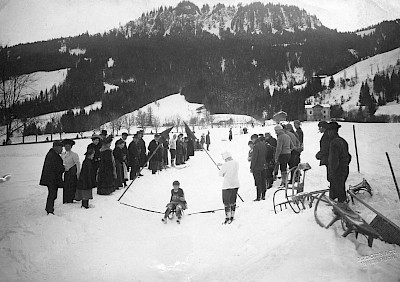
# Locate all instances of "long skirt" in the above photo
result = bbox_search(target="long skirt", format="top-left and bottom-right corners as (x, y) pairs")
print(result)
(115, 161), (123, 188)
(63, 165), (77, 203)
(75, 189), (93, 201)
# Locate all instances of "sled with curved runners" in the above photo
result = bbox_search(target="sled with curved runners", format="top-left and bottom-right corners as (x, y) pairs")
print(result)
(273, 163), (320, 214)
(314, 191), (382, 247)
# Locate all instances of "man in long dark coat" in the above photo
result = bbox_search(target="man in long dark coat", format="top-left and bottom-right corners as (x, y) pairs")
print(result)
(137, 130), (147, 168)
(327, 122), (351, 206)
(148, 134), (163, 174)
(128, 134), (141, 179)
(250, 134), (268, 201)
(40, 141), (65, 215)
(315, 121), (331, 180)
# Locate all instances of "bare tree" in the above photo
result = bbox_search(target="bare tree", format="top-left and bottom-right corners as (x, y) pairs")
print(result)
(122, 112), (135, 134)
(174, 115), (182, 132)
(153, 116), (160, 133)
(137, 110), (147, 131)
(1, 46), (37, 143)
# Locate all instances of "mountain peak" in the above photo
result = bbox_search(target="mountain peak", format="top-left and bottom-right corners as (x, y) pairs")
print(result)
(121, 2), (324, 38)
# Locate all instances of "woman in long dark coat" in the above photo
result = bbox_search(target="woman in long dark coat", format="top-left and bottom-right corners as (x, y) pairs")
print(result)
(113, 139), (125, 189)
(75, 148), (96, 208)
(128, 134), (141, 179)
(148, 134), (162, 174)
(97, 135), (117, 195)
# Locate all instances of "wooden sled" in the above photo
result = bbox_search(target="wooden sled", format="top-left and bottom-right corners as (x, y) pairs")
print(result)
(273, 163), (321, 214)
(348, 190), (400, 247)
(314, 191), (382, 247)
(348, 178), (372, 204)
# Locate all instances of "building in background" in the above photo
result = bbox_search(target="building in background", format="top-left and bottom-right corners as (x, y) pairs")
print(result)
(305, 104), (330, 121)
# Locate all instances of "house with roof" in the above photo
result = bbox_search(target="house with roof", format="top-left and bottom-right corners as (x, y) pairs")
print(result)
(305, 104), (331, 121)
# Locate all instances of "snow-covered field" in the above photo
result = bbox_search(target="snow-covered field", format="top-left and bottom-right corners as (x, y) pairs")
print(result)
(1, 120), (400, 281)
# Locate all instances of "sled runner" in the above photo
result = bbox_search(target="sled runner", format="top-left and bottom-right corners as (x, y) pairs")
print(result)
(314, 191), (382, 247)
(348, 190), (400, 247)
(348, 178), (372, 204)
(273, 163), (314, 214)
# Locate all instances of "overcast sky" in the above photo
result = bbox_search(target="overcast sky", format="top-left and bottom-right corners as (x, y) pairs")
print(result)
(1, 0), (400, 46)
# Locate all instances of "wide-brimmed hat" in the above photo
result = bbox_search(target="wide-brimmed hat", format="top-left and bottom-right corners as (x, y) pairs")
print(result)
(63, 139), (75, 146)
(91, 134), (101, 140)
(327, 121), (341, 130)
(53, 141), (64, 147)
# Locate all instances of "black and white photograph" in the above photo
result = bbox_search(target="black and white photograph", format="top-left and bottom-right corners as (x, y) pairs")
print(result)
(1, 0), (400, 281)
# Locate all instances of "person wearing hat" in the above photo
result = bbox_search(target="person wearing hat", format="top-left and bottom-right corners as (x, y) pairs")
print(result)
(315, 121), (331, 179)
(119, 132), (129, 186)
(176, 133), (185, 165)
(264, 132), (277, 148)
(293, 120), (304, 145)
(326, 122), (352, 209)
(39, 141), (65, 215)
(75, 148), (96, 208)
(137, 131), (147, 168)
(274, 124), (293, 186)
(97, 135), (117, 195)
(205, 131), (211, 151)
(161, 180), (187, 224)
(283, 124), (301, 182)
(100, 129), (108, 139)
(219, 151), (240, 224)
(128, 134), (142, 179)
(250, 134), (268, 201)
(113, 139), (126, 189)
(169, 134), (177, 167)
(62, 139), (81, 203)
(87, 134), (102, 174)
(148, 134), (163, 174)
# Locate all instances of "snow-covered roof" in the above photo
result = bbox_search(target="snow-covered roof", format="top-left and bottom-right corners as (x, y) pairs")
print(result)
(305, 104), (330, 109)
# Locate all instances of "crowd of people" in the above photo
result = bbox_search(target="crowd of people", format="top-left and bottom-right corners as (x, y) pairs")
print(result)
(39, 129), (200, 215)
(39, 120), (351, 219)
(247, 120), (304, 201)
(246, 119), (351, 212)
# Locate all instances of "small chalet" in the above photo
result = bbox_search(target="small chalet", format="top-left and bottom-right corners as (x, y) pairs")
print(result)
(273, 111), (287, 123)
(305, 104), (330, 121)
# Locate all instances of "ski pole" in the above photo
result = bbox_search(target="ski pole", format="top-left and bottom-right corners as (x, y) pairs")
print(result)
(386, 152), (400, 202)
(203, 148), (244, 202)
(118, 142), (163, 202)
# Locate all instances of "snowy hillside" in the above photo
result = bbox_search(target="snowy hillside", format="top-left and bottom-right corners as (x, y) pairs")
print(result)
(319, 47), (400, 115)
(102, 93), (257, 134)
(1, 120), (400, 281)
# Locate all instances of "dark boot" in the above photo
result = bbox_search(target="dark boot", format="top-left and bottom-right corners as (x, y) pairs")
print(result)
(82, 200), (89, 209)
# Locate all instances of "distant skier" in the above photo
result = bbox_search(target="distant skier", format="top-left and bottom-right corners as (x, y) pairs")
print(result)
(229, 128), (233, 141)
(162, 180), (187, 224)
(200, 134), (205, 149)
(206, 131), (211, 151)
(219, 151), (239, 224)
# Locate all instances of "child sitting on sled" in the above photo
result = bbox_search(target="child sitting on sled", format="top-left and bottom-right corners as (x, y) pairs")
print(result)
(162, 180), (187, 224)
